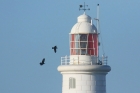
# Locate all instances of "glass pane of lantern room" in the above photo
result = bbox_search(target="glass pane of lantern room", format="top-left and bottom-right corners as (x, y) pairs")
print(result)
(80, 34), (87, 41)
(75, 49), (80, 55)
(81, 49), (86, 55)
(80, 42), (87, 48)
(75, 42), (79, 48)
(75, 34), (80, 41)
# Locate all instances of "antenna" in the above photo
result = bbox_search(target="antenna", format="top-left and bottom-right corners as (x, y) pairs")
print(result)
(97, 4), (99, 33)
(94, 4), (99, 33)
(79, 2), (90, 12)
(94, 4), (105, 56)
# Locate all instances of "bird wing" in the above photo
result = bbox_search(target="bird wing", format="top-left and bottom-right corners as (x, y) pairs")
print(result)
(54, 49), (56, 53)
(42, 58), (45, 63)
(40, 63), (42, 65)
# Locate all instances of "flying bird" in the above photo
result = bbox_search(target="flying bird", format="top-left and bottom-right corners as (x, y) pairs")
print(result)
(40, 58), (45, 66)
(52, 46), (57, 53)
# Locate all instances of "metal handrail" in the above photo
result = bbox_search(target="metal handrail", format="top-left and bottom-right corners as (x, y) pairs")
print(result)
(61, 55), (108, 65)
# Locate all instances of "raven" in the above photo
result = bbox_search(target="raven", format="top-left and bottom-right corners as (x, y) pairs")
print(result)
(40, 58), (45, 66)
(52, 46), (57, 53)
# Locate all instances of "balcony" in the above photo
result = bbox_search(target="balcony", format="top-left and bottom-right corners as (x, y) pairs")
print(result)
(61, 55), (108, 65)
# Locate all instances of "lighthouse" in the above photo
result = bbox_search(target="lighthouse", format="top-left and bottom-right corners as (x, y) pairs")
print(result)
(58, 4), (111, 93)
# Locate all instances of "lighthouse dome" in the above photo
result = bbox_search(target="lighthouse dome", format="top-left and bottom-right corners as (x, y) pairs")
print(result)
(70, 13), (97, 34)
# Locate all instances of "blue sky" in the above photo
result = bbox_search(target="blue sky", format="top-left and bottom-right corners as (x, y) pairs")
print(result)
(0, 0), (140, 93)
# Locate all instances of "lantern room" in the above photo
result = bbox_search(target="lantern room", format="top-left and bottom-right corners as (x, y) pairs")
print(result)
(70, 13), (98, 56)
(59, 4), (108, 65)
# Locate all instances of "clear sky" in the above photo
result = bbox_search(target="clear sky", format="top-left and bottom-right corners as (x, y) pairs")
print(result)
(0, 0), (140, 93)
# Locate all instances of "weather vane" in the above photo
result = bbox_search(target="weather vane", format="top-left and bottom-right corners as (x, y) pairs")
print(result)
(79, 2), (90, 11)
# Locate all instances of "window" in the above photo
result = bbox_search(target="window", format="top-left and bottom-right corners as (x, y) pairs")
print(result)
(70, 34), (98, 55)
(75, 34), (80, 41)
(75, 42), (79, 48)
(75, 49), (80, 55)
(69, 77), (76, 89)
(81, 49), (86, 55)
(80, 34), (87, 41)
(80, 42), (87, 48)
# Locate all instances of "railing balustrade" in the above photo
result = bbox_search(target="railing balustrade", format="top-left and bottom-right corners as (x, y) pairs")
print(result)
(61, 55), (108, 65)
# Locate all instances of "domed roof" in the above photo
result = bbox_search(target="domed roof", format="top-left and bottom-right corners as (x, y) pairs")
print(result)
(70, 13), (97, 34)
(78, 13), (91, 22)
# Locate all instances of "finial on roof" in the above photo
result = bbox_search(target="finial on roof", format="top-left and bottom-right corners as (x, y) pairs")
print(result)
(79, 2), (90, 12)
(83, 12), (86, 15)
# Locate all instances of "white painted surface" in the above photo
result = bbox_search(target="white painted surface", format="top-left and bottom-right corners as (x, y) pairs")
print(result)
(70, 13), (97, 34)
(58, 65), (111, 93)
(82, 85), (91, 90)
(70, 22), (97, 34)
(70, 55), (97, 65)
(59, 72), (109, 93)
(58, 65), (111, 72)
(76, 80), (86, 86)
(77, 13), (91, 23)
(87, 91), (95, 93)
(76, 91), (86, 93)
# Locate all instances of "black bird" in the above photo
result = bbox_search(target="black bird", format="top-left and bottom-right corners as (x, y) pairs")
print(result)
(52, 46), (57, 53)
(40, 58), (45, 66)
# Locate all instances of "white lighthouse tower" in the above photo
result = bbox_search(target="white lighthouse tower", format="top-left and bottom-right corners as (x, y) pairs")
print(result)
(58, 4), (111, 93)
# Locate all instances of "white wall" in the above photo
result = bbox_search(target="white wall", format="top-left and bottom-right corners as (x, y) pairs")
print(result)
(62, 73), (106, 93)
